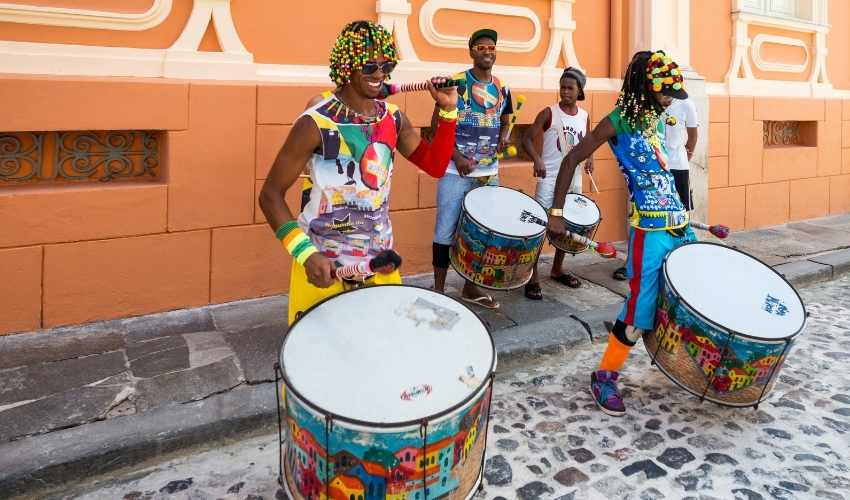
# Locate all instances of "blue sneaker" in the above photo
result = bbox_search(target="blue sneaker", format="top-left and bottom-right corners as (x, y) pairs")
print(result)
(591, 370), (626, 416)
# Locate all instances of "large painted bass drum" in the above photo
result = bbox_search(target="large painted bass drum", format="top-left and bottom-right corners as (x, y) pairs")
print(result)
(644, 242), (806, 407)
(451, 186), (547, 290)
(276, 285), (496, 499)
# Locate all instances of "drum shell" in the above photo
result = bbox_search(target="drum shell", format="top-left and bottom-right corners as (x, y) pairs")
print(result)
(644, 259), (799, 407)
(280, 377), (493, 500)
(547, 217), (599, 254)
(450, 206), (545, 291)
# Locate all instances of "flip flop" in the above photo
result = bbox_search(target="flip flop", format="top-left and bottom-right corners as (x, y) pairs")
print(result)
(552, 273), (581, 288)
(524, 282), (543, 301)
(461, 294), (500, 309)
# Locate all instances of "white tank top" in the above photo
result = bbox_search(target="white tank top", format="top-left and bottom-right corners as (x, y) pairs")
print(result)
(541, 104), (588, 170)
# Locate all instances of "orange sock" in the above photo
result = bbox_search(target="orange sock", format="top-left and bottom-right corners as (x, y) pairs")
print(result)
(598, 333), (633, 372)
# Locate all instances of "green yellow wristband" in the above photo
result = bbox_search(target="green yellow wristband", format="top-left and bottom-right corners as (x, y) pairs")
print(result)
(276, 221), (319, 266)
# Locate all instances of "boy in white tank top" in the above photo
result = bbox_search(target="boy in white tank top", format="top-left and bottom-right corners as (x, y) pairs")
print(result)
(521, 67), (592, 300)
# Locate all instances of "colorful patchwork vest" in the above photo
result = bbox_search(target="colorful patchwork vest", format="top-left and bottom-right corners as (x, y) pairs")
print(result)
(446, 70), (511, 178)
(607, 109), (689, 231)
(298, 94), (401, 267)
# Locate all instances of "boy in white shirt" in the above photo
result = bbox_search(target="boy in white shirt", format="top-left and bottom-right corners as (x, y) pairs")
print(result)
(664, 97), (699, 210)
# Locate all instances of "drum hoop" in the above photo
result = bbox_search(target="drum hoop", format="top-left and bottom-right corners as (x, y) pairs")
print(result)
(278, 284), (497, 429)
(662, 241), (807, 342)
(462, 186), (547, 240)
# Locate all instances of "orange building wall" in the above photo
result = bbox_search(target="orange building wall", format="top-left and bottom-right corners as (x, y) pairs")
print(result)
(690, 0), (732, 82)
(707, 96), (850, 230)
(0, 0), (193, 49)
(2, 2), (850, 334)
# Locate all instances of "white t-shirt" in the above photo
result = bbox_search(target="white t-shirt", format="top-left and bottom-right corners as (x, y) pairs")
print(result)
(664, 98), (699, 171)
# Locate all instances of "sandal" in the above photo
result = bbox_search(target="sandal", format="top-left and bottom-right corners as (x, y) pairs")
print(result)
(612, 266), (627, 281)
(460, 293), (500, 309)
(552, 273), (581, 289)
(524, 282), (543, 300)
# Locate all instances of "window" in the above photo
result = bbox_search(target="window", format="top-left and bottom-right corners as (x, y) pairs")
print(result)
(736, 0), (827, 25)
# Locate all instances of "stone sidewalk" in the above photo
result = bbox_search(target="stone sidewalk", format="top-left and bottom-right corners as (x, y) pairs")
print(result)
(1, 214), (849, 497)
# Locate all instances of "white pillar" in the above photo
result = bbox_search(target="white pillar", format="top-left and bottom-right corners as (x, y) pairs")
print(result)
(630, 0), (708, 222)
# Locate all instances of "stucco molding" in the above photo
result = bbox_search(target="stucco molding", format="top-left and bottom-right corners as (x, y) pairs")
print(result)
(0, 0), (172, 31)
(541, 0), (582, 85)
(377, 0), (419, 62)
(751, 34), (809, 73)
(418, 0), (541, 53)
(725, 0), (831, 95)
(163, 0), (253, 79)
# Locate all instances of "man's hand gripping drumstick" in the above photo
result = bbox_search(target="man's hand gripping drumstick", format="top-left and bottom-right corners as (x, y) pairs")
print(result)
(520, 211), (617, 258)
(333, 249), (403, 281)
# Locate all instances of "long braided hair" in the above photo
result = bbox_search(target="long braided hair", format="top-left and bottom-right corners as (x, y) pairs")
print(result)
(615, 51), (665, 132)
(328, 20), (398, 86)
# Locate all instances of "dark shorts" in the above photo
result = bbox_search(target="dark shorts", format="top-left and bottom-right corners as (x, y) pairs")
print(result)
(671, 169), (692, 210)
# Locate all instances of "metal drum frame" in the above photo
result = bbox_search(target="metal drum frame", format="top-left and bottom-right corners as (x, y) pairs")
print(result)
(644, 242), (807, 409)
(450, 186), (547, 291)
(275, 285), (497, 500)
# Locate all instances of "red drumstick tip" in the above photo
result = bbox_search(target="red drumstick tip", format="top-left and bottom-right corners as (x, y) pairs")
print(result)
(596, 241), (617, 258)
(710, 224), (730, 239)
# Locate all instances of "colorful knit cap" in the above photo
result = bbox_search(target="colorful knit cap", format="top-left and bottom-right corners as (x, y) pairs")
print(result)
(329, 20), (399, 86)
(645, 51), (688, 99)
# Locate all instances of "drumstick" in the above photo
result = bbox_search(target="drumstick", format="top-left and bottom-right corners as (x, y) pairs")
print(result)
(480, 96), (526, 165)
(690, 221), (730, 239)
(333, 249), (403, 280)
(519, 210), (617, 258)
(378, 79), (464, 98)
(587, 171), (600, 193)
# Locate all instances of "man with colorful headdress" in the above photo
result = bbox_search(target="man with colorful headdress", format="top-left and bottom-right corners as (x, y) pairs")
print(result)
(431, 28), (514, 310)
(547, 50), (694, 416)
(259, 20), (458, 325)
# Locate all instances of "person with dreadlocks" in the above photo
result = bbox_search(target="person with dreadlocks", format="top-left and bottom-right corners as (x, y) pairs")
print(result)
(547, 50), (693, 416)
(259, 20), (458, 325)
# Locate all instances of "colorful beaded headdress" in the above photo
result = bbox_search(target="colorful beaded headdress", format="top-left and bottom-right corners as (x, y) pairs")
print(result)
(329, 20), (399, 86)
(645, 51), (687, 98)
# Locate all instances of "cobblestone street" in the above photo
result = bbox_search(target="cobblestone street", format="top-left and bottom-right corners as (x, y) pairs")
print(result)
(54, 276), (850, 500)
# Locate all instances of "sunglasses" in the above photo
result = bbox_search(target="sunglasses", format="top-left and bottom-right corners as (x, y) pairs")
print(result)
(360, 61), (396, 75)
(473, 44), (497, 53)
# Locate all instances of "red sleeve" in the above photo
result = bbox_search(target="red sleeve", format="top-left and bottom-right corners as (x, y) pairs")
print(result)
(407, 116), (457, 178)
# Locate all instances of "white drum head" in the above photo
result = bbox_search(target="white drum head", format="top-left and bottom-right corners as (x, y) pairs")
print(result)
(281, 286), (495, 424)
(665, 243), (805, 339)
(464, 186), (547, 237)
(562, 194), (600, 226)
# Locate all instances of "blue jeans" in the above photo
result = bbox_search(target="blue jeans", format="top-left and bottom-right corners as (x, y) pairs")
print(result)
(433, 173), (499, 245)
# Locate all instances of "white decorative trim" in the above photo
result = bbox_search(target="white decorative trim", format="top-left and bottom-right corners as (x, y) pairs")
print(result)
(629, 0), (692, 70)
(751, 34), (809, 73)
(418, 0), (541, 53)
(377, 0), (419, 61)
(541, 0), (582, 85)
(0, 0), (172, 30)
(725, 0), (831, 95)
(164, 0), (253, 79)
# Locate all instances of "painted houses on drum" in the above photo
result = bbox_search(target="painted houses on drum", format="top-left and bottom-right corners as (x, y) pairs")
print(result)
(285, 395), (486, 499)
(653, 307), (783, 393)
